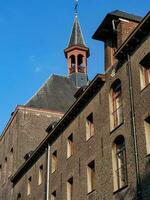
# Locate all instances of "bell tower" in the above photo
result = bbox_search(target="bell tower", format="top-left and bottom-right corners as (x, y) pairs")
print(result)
(64, 2), (90, 87)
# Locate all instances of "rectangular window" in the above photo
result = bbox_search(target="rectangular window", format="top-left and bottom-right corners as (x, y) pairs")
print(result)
(8, 148), (13, 177)
(51, 151), (57, 173)
(67, 177), (73, 200)
(86, 113), (94, 140)
(38, 165), (43, 185)
(140, 53), (150, 89)
(112, 136), (127, 191)
(144, 117), (150, 154)
(67, 134), (74, 158)
(4, 157), (7, 183)
(51, 191), (56, 200)
(87, 160), (95, 193)
(27, 177), (32, 195)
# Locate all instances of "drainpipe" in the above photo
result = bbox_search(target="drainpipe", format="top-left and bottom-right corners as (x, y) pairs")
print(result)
(46, 143), (51, 200)
(127, 54), (143, 199)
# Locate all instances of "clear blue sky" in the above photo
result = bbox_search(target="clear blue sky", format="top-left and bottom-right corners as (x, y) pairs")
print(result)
(0, 0), (149, 133)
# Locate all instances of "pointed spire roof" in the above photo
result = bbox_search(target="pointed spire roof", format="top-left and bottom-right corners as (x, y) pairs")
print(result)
(67, 16), (87, 48)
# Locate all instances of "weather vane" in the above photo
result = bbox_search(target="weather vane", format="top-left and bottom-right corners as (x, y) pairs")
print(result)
(75, 0), (79, 17)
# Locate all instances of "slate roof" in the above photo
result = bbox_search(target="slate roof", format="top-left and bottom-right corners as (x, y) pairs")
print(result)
(92, 10), (142, 41)
(110, 10), (142, 22)
(26, 74), (77, 113)
(67, 16), (86, 48)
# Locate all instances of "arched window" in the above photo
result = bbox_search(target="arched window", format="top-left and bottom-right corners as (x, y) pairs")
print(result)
(112, 136), (127, 191)
(109, 79), (123, 131)
(78, 54), (83, 72)
(70, 55), (75, 73)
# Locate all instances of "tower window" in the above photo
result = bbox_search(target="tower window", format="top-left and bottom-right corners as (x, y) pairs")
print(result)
(67, 177), (73, 200)
(140, 53), (150, 89)
(51, 151), (57, 173)
(27, 176), (32, 195)
(67, 134), (74, 158)
(38, 165), (43, 185)
(51, 191), (56, 200)
(144, 117), (150, 154)
(112, 136), (127, 191)
(87, 160), (95, 193)
(109, 79), (123, 131)
(78, 54), (84, 72)
(70, 55), (75, 73)
(86, 113), (94, 140)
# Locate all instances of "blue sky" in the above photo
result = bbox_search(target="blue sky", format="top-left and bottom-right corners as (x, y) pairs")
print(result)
(0, 0), (149, 133)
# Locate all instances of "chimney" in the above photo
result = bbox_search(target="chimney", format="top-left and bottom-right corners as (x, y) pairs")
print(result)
(117, 18), (139, 48)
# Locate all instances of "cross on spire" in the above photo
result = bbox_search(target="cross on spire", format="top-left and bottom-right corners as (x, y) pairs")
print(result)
(74, 0), (78, 17)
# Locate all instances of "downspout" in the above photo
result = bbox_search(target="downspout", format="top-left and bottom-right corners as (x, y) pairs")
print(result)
(127, 54), (143, 199)
(46, 143), (51, 200)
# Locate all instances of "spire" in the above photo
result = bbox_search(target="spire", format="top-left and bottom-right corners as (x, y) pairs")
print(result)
(67, 16), (87, 48)
(64, 1), (90, 88)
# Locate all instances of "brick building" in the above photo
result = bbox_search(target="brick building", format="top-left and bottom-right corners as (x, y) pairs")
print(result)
(0, 9), (150, 200)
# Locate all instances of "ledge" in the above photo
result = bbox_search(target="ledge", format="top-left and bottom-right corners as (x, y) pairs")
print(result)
(110, 122), (124, 134)
(113, 185), (128, 195)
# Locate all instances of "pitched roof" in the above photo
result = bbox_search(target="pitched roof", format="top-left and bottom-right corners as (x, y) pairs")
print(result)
(67, 16), (86, 48)
(11, 74), (105, 185)
(26, 74), (77, 113)
(92, 10), (142, 41)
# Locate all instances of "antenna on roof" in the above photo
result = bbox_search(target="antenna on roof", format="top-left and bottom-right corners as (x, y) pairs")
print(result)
(74, 0), (78, 17)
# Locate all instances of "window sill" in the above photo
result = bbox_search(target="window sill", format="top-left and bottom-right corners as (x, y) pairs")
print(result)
(87, 189), (96, 196)
(86, 134), (95, 142)
(67, 154), (73, 160)
(51, 170), (57, 175)
(141, 83), (150, 93)
(110, 122), (124, 134)
(145, 153), (150, 158)
(113, 185), (128, 195)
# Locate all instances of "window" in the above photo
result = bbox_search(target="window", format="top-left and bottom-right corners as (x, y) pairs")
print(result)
(87, 160), (95, 193)
(27, 177), (32, 195)
(67, 177), (73, 200)
(67, 134), (74, 158)
(86, 113), (94, 140)
(110, 80), (123, 131)
(38, 165), (43, 185)
(17, 193), (21, 200)
(9, 148), (13, 177)
(78, 54), (84, 73)
(112, 136), (127, 191)
(4, 157), (7, 183)
(51, 151), (57, 173)
(144, 117), (150, 154)
(51, 191), (56, 200)
(140, 53), (150, 89)
(70, 55), (75, 74)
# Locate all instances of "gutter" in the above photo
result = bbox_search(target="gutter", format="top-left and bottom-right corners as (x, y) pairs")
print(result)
(127, 54), (143, 199)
